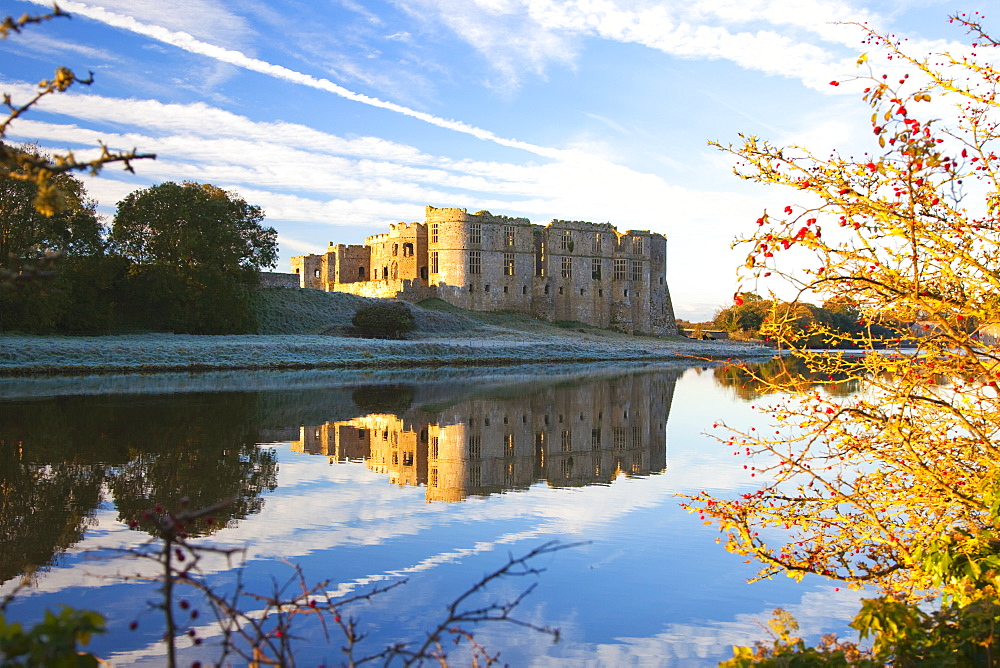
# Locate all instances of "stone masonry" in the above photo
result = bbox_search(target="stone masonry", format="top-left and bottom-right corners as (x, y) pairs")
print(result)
(291, 206), (678, 335)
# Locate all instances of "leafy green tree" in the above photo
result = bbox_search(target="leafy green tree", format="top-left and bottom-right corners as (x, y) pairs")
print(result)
(111, 181), (278, 333)
(0, 145), (107, 331)
(714, 292), (771, 336)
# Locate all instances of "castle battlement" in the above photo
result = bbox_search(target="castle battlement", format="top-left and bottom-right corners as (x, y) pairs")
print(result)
(291, 206), (678, 335)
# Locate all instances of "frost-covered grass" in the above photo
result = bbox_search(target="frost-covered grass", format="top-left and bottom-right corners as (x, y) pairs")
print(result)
(0, 330), (771, 375)
(0, 288), (770, 374)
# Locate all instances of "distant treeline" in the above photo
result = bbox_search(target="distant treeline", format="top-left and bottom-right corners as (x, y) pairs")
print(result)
(710, 293), (903, 348)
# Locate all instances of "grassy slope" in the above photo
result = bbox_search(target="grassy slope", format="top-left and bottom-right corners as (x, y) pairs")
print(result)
(250, 290), (479, 336)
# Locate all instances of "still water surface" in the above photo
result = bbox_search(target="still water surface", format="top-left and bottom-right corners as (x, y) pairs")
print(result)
(0, 362), (862, 666)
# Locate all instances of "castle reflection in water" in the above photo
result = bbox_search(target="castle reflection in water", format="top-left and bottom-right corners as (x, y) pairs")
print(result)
(291, 371), (676, 501)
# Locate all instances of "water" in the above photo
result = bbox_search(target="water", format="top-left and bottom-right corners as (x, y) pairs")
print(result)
(0, 362), (862, 666)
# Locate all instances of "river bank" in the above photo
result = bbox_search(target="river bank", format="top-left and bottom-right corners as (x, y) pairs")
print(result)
(0, 329), (772, 375)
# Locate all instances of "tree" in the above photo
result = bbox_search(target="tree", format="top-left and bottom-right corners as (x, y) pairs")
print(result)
(0, 144), (110, 331)
(714, 292), (771, 336)
(688, 12), (1000, 612)
(111, 181), (278, 333)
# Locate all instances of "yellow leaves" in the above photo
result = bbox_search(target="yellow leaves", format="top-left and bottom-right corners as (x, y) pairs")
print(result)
(857, 53), (869, 66)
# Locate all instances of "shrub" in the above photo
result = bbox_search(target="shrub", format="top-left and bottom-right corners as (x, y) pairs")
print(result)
(351, 301), (415, 339)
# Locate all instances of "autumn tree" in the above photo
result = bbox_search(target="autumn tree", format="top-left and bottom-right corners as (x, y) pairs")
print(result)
(111, 181), (277, 333)
(0, 6), (152, 218)
(688, 10), (1000, 621)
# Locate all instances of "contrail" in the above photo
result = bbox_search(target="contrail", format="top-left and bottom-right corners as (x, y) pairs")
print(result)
(33, 0), (566, 160)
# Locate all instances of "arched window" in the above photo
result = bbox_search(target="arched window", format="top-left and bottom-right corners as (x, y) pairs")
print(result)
(403, 243), (414, 257)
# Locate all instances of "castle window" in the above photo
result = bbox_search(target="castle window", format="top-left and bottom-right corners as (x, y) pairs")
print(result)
(468, 435), (482, 459)
(420, 266), (428, 280)
(544, 284), (549, 295)
(558, 286), (564, 295)
(561, 430), (572, 451)
(431, 437), (439, 458)
(613, 258), (627, 280)
(470, 465), (482, 488)
(504, 253), (515, 275)
(469, 284), (474, 292)
(522, 286), (528, 295)
(391, 262), (398, 279)
(403, 243), (414, 257)
(593, 233), (602, 253)
(294, 268), (300, 274)
(591, 429), (601, 450)
(561, 229), (572, 251)
(393, 244), (398, 256)
(598, 289), (603, 297)
(631, 260), (643, 281)
(591, 258), (601, 280)
(633, 236), (644, 255)
(358, 429), (366, 439)
(383, 266), (389, 279)
(505, 433), (515, 456)
(503, 285), (508, 293)
(580, 288), (585, 296)
(624, 288), (629, 298)
(561, 256), (572, 279)
(403, 452), (414, 467)
(430, 223), (439, 244)
(613, 428), (627, 450)
(485, 284), (490, 292)
(314, 269), (320, 278)
(504, 225), (515, 246)
(430, 251), (439, 273)
(430, 467), (438, 486)
(359, 267), (366, 278)
(469, 251), (482, 274)
(470, 222), (482, 245)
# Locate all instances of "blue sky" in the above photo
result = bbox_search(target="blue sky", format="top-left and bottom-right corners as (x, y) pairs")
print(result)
(0, 0), (974, 319)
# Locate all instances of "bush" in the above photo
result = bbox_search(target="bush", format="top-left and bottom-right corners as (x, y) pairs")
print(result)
(350, 301), (415, 339)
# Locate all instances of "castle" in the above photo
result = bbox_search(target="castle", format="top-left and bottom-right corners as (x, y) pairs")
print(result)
(291, 206), (678, 335)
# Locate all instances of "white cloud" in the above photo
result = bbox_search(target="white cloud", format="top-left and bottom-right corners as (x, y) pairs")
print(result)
(25, 0), (566, 159)
(65, 0), (255, 48)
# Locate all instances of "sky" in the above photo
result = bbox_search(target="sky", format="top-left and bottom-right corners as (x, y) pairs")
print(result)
(0, 0), (978, 320)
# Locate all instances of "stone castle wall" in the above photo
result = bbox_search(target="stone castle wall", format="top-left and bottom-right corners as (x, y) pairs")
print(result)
(291, 205), (679, 335)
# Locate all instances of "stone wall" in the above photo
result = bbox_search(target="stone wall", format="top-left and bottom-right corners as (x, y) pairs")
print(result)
(259, 272), (301, 289)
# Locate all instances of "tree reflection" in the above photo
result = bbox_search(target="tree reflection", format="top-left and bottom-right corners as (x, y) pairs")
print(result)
(713, 356), (862, 400)
(101, 394), (278, 536)
(0, 441), (104, 584)
(0, 392), (278, 582)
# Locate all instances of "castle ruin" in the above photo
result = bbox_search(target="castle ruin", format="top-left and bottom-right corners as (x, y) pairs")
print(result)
(292, 206), (678, 335)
